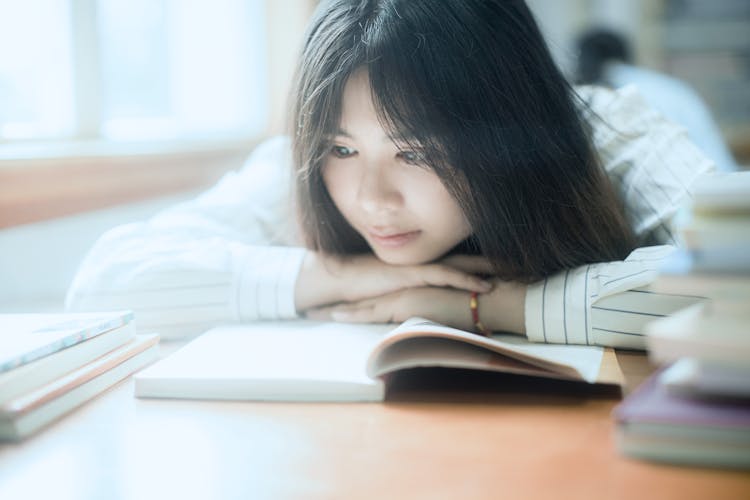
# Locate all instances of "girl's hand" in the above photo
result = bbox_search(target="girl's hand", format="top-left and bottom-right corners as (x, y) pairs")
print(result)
(294, 252), (493, 313)
(306, 279), (528, 335)
(306, 287), (476, 332)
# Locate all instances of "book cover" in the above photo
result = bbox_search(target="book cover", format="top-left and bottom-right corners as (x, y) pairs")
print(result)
(614, 369), (750, 429)
(0, 311), (134, 373)
(134, 318), (622, 402)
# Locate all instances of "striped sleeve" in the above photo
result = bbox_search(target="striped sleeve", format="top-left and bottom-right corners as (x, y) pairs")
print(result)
(65, 224), (306, 338)
(578, 84), (715, 241)
(525, 246), (705, 349)
(65, 136), (307, 339)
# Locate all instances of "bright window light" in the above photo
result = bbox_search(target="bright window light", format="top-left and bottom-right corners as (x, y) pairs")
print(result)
(99, 0), (269, 141)
(0, 0), (268, 143)
(0, 0), (75, 140)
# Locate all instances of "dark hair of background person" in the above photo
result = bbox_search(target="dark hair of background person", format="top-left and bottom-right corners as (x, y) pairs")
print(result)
(575, 28), (632, 85)
(290, 0), (637, 283)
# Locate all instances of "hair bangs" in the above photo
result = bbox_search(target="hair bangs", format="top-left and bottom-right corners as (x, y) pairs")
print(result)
(361, 9), (456, 175)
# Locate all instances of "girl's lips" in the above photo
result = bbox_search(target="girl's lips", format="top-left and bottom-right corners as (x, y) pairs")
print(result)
(368, 230), (421, 248)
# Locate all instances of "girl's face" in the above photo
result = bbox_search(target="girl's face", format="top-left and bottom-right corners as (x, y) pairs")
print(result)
(322, 70), (472, 265)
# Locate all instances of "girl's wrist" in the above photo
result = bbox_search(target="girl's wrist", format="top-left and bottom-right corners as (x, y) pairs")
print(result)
(479, 281), (527, 335)
(294, 251), (343, 312)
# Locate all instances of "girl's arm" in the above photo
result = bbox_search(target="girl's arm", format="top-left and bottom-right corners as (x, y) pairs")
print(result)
(65, 137), (306, 338)
(523, 245), (703, 349)
(307, 246), (703, 349)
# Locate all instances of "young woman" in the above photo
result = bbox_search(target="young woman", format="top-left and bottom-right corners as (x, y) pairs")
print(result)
(66, 0), (713, 346)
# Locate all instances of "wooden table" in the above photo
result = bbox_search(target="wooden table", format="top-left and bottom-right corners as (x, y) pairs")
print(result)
(0, 349), (748, 500)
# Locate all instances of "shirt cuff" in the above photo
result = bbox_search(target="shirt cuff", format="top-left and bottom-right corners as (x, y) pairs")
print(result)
(525, 265), (592, 345)
(236, 246), (307, 321)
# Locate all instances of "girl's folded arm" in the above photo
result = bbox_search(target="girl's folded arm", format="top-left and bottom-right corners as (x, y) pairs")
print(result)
(64, 221), (308, 338)
(65, 137), (306, 338)
(523, 245), (705, 349)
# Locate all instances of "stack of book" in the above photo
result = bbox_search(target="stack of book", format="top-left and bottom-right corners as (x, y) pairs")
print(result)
(0, 311), (158, 441)
(613, 171), (750, 469)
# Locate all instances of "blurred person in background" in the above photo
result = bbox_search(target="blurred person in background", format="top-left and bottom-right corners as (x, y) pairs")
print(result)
(576, 28), (737, 172)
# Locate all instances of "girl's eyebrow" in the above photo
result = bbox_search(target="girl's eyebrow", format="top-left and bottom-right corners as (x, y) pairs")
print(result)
(333, 128), (393, 144)
(334, 128), (423, 146)
(333, 128), (353, 138)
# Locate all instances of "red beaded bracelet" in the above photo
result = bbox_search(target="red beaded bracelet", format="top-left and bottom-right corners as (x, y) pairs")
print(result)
(469, 291), (492, 337)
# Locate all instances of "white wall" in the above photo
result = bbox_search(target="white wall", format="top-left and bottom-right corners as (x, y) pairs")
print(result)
(0, 192), (196, 311)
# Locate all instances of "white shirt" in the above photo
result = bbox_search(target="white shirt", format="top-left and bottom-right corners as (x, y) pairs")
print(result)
(65, 85), (715, 344)
(604, 61), (737, 172)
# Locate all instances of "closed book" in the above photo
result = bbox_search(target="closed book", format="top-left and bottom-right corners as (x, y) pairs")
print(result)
(651, 248), (750, 295)
(689, 247), (750, 272)
(645, 303), (750, 365)
(660, 358), (750, 399)
(0, 321), (136, 405)
(0, 311), (134, 373)
(134, 318), (622, 402)
(681, 213), (750, 250)
(613, 370), (750, 469)
(0, 334), (159, 441)
(691, 171), (750, 214)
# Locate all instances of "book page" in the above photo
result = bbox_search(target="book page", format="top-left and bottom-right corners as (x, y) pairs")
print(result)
(135, 321), (393, 402)
(366, 318), (610, 384)
(368, 336), (574, 381)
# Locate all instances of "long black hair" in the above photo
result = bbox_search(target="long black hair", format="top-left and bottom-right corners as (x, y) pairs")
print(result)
(291, 0), (636, 283)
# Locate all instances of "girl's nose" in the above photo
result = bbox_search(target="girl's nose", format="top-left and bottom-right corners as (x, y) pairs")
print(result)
(356, 164), (403, 215)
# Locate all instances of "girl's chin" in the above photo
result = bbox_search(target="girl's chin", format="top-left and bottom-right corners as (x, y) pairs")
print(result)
(372, 248), (438, 266)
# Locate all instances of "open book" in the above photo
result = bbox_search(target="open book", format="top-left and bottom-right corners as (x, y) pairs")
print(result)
(135, 318), (623, 402)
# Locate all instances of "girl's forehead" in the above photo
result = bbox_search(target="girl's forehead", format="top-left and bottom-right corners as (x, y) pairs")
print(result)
(330, 66), (439, 150)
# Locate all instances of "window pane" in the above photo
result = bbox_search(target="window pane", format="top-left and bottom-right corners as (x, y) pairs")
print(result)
(0, 0), (75, 140)
(97, 0), (170, 124)
(98, 0), (268, 140)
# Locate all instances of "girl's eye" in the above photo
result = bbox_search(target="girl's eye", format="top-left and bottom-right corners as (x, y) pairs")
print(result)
(397, 150), (424, 166)
(331, 145), (356, 158)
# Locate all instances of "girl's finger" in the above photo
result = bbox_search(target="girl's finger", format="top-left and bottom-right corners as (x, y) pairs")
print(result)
(412, 264), (492, 293)
(308, 299), (392, 323)
(331, 304), (389, 323)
